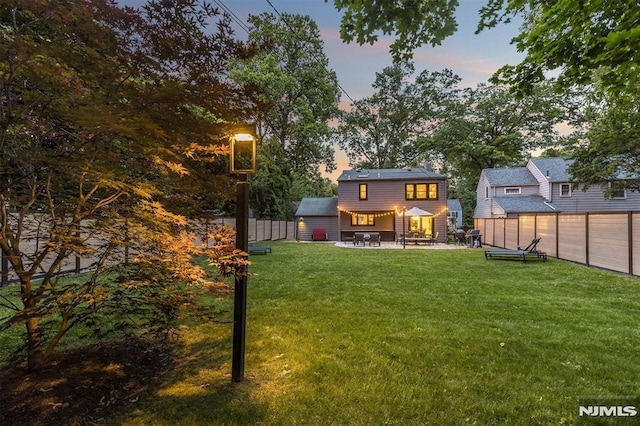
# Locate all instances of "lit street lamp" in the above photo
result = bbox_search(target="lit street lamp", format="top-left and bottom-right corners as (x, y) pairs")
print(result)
(230, 125), (256, 383)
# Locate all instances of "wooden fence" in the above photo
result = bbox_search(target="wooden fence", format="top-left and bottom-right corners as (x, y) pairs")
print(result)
(475, 212), (640, 276)
(1, 218), (296, 287)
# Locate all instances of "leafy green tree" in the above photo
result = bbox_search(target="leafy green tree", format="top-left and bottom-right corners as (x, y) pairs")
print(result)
(419, 82), (571, 221)
(229, 12), (340, 217)
(329, 0), (459, 61)
(479, 0), (640, 96)
(568, 86), (640, 192)
(335, 62), (460, 169)
(0, 0), (247, 369)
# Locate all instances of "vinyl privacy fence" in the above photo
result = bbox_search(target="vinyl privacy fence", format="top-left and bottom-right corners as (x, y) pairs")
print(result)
(475, 212), (640, 276)
(1, 217), (295, 286)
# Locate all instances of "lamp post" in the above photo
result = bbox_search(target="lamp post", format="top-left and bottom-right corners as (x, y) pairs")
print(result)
(229, 126), (256, 383)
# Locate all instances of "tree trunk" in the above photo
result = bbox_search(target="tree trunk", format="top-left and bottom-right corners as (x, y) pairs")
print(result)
(21, 275), (44, 370)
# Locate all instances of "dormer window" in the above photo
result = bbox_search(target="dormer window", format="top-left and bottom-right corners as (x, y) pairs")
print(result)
(504, 187), (521, 195)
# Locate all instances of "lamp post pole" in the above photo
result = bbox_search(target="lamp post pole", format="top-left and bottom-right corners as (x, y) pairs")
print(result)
(229, 126), (256, 384)
(232, 173), (249, 383)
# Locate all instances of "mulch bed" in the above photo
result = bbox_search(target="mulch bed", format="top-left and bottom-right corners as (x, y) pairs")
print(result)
(0, 338), (174, 426)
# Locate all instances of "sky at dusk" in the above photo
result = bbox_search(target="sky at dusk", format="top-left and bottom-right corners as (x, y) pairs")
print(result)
(118, 0), (526, 179)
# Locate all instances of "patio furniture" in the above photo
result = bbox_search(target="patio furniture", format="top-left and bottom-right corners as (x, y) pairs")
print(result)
(368, 232), (381, 246)
(484, 238), (546, 262)
(248, 245), (272, 255)
(426, 231), (439, 245)
(353, 232), (366, 246)
(466, 229), (482, 248)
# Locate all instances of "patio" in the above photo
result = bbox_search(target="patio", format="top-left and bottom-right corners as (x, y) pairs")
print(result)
(334, 241), (468, 250)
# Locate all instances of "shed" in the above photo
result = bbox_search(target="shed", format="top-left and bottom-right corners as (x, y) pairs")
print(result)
(295, 197), (339, 241)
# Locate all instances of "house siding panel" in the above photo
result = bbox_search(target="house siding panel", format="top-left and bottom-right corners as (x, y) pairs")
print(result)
(551, 183), (640, 212)
(339, 178), (448, 242)
(589, 214), (629, 273)
(558, 215), (586, 263)
(475, 173), (492, 218)
(527, 161), (551, 200)
(297, 217), (339, 241)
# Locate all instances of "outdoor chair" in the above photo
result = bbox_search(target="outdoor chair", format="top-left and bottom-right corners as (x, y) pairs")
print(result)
(353, 232), (366, 246)
(484, 238), (547, 263)
(368, 232), (381, 246)
(426, 231), (439, 245)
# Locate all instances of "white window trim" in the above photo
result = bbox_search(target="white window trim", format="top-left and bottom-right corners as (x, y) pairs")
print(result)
(504, 187), (521, 195)
(559, 183), (572, 198)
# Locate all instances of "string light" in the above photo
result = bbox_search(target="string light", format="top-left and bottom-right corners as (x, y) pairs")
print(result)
(338, 206), (448, 219)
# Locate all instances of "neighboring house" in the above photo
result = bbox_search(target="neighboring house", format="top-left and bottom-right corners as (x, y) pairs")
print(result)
(475, 157), (640, 218)
(295, 165), (448, 242)
(447, 199), (463, 229)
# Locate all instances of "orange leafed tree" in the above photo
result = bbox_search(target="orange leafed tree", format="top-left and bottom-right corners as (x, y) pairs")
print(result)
(0, 0), (252, 369)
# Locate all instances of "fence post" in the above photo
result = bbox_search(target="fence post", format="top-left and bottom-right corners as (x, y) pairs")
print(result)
(628, 211), (633, 276)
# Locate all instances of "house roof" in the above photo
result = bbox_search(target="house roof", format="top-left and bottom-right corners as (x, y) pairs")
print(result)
(529, 158), (573, 182)
(295, 197), (338, 217)
(447, 199), (462, 211)
(492, 195), (558, 213)
(337, 167), (446, 182)
(483, 167), (539, 186)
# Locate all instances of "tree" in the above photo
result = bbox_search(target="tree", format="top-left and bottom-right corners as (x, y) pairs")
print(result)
(478, 0), (640, 96)
(567, 86), (640, 192)
(329, 0), (459, 62)
(0, 0), (248, 369)
(229, 12), (340, 217)
(419, 82), (571, 223)
(335, 62), (459, 169)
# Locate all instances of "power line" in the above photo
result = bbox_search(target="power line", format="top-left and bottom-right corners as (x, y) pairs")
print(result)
(264, 0), (356, 104)
(213, 0), (251, 34)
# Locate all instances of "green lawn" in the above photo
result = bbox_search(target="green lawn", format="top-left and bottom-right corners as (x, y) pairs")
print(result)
(5, 241), (640, 424)
(115, 241), (640, 425)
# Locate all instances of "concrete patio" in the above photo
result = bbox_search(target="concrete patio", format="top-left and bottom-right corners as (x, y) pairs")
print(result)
(334, 241), (470, 250)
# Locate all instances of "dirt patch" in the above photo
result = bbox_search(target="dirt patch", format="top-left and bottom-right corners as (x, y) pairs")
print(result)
(0, 338), (174, 426)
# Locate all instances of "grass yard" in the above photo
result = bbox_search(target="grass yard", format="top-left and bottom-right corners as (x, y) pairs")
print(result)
(117, 241), (640, 425)
(2, 241), (639, 424)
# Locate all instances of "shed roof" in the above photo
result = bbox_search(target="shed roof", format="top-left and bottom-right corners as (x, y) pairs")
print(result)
(492, 195), (558, 213)
(295, 197), (338, 217)
(337, 167), (446, 182)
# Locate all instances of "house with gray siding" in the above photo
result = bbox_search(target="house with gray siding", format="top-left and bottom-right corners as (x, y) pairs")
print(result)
(447, 199), (463, 228)
(295, 166), (448, 242)
(475, 157), (640, 218)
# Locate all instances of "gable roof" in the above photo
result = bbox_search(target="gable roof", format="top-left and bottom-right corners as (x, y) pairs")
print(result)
(483, 167), (538, 186)
(337, 167), (446, 182)
(528, 158), (573, 182)
(295, 197), (338, 217)
(493, 195), (558, 213)
(447, 199), (462, 211)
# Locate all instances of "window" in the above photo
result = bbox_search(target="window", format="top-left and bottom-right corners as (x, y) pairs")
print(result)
(351, 214), (374, 226)
(485, 186), (489, 200)
(504, 187), (521, 195)
(560, 183), (571, 197)
(608, 183), (626, 199)
(406, 183), (438, 200)
(359, 183), (368, 200)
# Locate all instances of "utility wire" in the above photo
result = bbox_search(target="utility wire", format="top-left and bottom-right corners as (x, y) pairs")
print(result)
(264, 0), (356, 104)
(213, 0), (251, 34)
